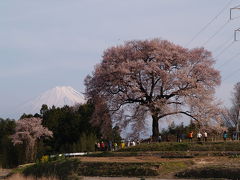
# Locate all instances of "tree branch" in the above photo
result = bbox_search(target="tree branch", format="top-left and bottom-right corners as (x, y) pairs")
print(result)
(158, 111), (198, 121)
(167, 101), (182, 105)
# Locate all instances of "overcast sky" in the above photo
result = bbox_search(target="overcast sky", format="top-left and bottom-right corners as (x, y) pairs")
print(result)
(1, 0), (240, 119)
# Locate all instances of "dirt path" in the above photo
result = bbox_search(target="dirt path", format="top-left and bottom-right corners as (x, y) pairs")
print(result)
(0, 168), (11, 179)
(5, 174), (191, 180)
(5, 174), (58, 180)
(79, 155), (240, 166)
(192, 156), (240, 167)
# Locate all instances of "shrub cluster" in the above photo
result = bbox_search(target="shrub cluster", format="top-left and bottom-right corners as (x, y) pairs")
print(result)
(176, 166), (240, 179)
(22, 159), (161, 179)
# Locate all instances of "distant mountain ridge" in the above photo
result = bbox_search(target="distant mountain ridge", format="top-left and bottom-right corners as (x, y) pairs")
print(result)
(19, 86), (85, 115)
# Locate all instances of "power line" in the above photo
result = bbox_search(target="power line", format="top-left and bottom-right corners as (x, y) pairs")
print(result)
(217, 4), (240, 82)
(216, 51), (240, 68)
(215, 29), (240, 68)
(202, 20), (230, 46)
(222, 67), (240, 81)
(213, 36), (233, 53)
(214, 40), (235, 59)
(185, 0), (235, 47)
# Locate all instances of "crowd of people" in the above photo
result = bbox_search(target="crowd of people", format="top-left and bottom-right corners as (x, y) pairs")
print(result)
(95, 139), (140, 151)
(157, 131), (208, 143)
(95, 131), (238, 152)
(158, 130), (236, 143)
(187, 131), (237, 142)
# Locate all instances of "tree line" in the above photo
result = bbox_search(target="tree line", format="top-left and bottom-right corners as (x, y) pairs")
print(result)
(0, 102), (121, 168)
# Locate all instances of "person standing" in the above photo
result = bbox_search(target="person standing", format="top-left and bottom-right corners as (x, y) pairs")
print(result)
(223, 131), (228, 142)
(197, 132), (202, 142)
(158, 134), (162, 142)
(203, 132), (208, 142)
(121, 141), (125, 149)
(177, 133), (180, 142)
(188, 131), (193, 142)
(97, 142), (101, 151)
(108, 140), (112, 151)
(100, 141), (105, 151)
(114, 142), (118, 151)
(127, 139), (131, 147)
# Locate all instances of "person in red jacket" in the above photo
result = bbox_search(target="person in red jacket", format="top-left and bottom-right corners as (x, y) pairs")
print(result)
(188, 131), (193, 142)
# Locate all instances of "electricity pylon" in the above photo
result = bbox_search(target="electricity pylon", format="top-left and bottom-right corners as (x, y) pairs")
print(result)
(230, 5), (240, 20)
(234, 28), (240, 41)
(230, 6), (240, 41)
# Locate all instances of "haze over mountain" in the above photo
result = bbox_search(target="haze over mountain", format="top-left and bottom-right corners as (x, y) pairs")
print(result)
(18, 86), (85, 117)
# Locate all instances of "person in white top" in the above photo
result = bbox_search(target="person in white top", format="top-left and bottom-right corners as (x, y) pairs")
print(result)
(197, 132), (202, 142)
(203, 132), (208, 142)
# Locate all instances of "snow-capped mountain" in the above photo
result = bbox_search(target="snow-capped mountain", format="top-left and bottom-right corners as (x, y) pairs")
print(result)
(19, 86), (85, 115)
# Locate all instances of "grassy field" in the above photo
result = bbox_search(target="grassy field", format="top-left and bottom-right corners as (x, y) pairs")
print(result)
(118, 141), (240, 152)
(21, 159), (193, 180)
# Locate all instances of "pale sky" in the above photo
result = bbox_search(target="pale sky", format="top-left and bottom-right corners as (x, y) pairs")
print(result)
(1, 0), (240, 119)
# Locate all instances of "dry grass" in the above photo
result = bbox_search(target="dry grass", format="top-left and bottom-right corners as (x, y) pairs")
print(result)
(79, 156), (190, 163)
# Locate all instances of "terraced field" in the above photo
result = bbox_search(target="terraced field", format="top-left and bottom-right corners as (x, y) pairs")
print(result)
(4, 141), (240, 179)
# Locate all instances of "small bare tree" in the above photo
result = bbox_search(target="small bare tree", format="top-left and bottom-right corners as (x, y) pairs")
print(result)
(11, 117), (53, 162)
(224, 83), (240, 134)
(90, 96), (113, 139)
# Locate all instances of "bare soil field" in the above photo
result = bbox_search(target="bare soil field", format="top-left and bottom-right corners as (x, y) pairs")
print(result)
(79, 155), (240, 166)
(79, 156), (191, 163)
(0, 168), (11, 179)
(75, 155), (240, 179)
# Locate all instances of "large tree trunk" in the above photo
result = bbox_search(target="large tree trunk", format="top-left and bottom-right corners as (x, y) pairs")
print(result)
(152, 114), (159, 142)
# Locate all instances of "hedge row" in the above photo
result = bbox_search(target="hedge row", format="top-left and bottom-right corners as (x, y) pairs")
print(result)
(176, 166), (240, 179)
(22, 159), (161, 179)
(118, 142), (240, 152)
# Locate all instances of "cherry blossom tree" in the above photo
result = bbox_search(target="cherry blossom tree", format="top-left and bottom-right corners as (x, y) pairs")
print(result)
(11, 117), (53, 162)
(224, 83), (240, 128)
(85, 39), (222, 141)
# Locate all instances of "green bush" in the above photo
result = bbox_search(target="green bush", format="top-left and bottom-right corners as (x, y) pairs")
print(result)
(73, 133), (96, 152)
(23, 159), (79, 180)
(1, 136), (21, 168)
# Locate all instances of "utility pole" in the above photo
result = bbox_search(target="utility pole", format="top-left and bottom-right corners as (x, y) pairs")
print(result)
(237, 108), (240, 140)
(230, 6), (240, 139)
(230, 5), (240, 20)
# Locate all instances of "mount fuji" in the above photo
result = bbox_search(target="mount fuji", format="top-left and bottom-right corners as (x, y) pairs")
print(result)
(18, 86), (86, 116)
